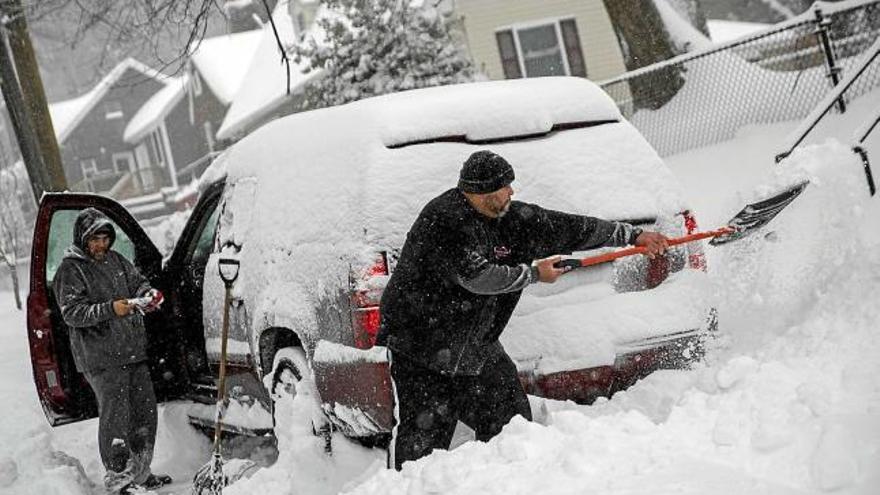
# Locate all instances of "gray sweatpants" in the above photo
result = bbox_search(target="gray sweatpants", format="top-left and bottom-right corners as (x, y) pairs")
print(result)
(84, 362), (157, 491)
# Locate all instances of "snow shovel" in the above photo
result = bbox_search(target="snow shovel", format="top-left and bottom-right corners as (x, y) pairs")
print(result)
(554, 180), (809, 270)
(192, 258), (257, 495)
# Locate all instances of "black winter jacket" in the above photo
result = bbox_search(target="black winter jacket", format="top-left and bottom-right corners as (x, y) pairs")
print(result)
(52, 208), (153, 373)
(377, 188), (637, 375)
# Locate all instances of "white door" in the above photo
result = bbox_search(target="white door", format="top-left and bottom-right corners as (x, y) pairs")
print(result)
(132, 145), (156, 192)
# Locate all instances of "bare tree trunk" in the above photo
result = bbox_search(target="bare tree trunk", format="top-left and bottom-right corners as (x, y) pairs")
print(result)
(603, 0), (685, 110)
(8, 262), (21, 310)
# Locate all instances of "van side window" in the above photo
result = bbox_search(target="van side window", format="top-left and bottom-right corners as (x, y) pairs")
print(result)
(45, 209), (135, 282)
(216, 178), (257, 251)
(189, 206), (220, 266)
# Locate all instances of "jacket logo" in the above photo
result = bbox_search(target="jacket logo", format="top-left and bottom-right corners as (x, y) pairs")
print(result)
(494, 246), (511, 259)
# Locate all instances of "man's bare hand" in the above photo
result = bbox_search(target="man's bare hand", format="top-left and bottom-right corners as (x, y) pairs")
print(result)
(112, 299), (133, 317)
(635, 231), (669, 259)
(535, 255), (566, 283)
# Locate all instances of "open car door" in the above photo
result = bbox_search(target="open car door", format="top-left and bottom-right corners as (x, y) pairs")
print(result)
(27, 193), (188, 426)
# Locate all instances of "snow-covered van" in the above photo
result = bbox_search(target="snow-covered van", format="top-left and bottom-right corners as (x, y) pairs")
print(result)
(27, 77), (715, 444)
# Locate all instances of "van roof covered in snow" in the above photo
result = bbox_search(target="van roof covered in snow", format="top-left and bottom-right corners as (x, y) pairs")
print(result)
(353, 77), (622, 148)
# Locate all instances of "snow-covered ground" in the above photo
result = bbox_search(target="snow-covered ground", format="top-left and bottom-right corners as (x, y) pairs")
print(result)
(2, 106), (879, 494)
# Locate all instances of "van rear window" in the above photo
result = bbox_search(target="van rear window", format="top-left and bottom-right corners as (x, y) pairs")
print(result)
(385, 120), (618, 149)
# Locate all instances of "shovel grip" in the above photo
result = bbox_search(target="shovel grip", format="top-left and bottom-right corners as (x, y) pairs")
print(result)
(553, 259), (583, 270)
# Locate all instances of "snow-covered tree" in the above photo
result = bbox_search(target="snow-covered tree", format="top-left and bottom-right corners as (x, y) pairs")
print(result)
(0, 163), (34, 310)
(291, 0), (479, 110)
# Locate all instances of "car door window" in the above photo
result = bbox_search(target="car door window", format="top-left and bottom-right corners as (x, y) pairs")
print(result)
(46, 209), (135, 283)
(217, 178), (256, 251)
(187, 205), (220, 267)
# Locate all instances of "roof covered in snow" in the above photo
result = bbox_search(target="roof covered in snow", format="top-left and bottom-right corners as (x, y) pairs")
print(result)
(654, 0), (713, 51)
(216, 0), (322, 141)
(123, 75), (189, 144)
(190, 30), (263, 105)
(48, 58), (164, 143)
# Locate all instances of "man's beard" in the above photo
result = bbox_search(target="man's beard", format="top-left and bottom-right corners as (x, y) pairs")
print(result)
(495, 199), (511, 218)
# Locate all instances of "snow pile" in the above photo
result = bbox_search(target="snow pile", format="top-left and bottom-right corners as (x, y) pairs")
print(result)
(0, 287), (211, 494)
(340, 141), (880, 494)
(314, 341), (388, 364)
(225, 372), (384, 495)
(187, 398), (274, 431)
(0, 427), (94, 495)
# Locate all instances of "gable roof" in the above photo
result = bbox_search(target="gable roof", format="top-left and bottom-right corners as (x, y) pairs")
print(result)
(123, 74), (189, 144)
(48, 58), (164, 143)
(190, 29), (263, 105)
(216, 0), (322, 141)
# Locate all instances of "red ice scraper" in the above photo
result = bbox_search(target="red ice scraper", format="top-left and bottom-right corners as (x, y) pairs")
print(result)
(555, 180), (809, 270)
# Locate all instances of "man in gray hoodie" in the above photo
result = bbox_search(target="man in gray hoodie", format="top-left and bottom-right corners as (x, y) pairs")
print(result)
(52, 208), (171, 494)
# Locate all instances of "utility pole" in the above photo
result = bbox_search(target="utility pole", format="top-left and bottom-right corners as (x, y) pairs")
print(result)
(0, 29), (45, 204)
(0, 0), (67, 198)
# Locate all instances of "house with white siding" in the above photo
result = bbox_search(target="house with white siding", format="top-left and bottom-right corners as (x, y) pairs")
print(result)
(453, 0), (628, 82)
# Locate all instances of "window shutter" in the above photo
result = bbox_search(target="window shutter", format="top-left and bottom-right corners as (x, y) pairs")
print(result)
(560, 19), (587, 78)
(496, 30), (522, 79)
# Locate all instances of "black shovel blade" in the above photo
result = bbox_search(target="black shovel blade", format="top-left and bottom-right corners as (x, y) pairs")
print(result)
(710, 180), (809, 246)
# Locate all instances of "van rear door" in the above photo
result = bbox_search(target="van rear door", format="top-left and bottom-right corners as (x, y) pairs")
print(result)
(27, 193), (187, 426)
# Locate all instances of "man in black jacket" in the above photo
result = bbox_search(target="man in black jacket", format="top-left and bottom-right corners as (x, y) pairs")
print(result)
(53, 208), (171, 494)
(377, 150), (669, 470)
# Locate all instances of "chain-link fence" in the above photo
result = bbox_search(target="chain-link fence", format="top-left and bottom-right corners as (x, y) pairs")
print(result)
(599, 0), (880, 157)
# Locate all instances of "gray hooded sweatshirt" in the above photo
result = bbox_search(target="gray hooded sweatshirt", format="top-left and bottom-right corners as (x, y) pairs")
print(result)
(52, 208), (153, 373)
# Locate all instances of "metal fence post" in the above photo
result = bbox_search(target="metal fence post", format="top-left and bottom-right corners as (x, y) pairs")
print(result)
(814, 6), (846, 113)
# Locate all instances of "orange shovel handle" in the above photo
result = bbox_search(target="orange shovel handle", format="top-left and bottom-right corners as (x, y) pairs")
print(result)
(573, 227), (734, 268)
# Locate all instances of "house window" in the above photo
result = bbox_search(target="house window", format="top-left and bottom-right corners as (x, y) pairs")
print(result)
(146, 129), (167, 168)
(80, 158), (98, 178)
(496, 19), (587, 79)
(105, 101), (123, 120)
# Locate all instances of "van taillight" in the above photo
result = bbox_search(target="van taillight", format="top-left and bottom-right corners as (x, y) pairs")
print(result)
(351, 253), (388, 349)
(352, 308), (380, 349)
(682, 210), (707, 271)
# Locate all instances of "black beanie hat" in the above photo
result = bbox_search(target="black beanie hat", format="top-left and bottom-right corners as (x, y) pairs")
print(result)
(458, 150), (515, 194)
